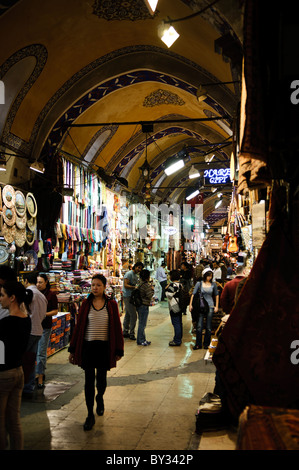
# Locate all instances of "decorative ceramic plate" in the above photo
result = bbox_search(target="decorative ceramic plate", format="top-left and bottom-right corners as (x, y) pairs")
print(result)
(2, 223), (16, 244)
(16, 214), (27, 230)
(27, 215), (37, 231)
(0, 240), (9, 264)
(15, 190), (26, 216)
(26, 227), (35, 245)
(2, 185), (15, 208)
(15, 227), (26, 247)
(26, 192), (37, 217)
(2, 205), (16, 226)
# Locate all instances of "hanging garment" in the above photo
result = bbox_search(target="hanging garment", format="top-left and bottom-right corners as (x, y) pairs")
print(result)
(213, 214), (299, 419)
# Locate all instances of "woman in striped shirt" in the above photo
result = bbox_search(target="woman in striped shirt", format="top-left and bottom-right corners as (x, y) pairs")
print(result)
(68, 274), (124, 431)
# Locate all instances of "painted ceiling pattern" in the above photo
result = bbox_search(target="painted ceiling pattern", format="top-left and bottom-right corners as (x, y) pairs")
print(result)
(0, 0), (243, 230)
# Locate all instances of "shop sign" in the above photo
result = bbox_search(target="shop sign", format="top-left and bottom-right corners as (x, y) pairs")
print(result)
(163, 226), (177, 235)
(204, 168), (230, 185)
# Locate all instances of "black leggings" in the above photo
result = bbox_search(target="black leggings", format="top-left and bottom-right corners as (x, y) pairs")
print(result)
(84, 367), (107, 416)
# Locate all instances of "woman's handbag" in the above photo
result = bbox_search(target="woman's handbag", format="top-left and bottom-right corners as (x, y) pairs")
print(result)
(192, 282), (209, 315)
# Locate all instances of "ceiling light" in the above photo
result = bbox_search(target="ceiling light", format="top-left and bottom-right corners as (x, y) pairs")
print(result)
(158, 22), (180, 48)
(205, 154), (215, 163)
(215, 196), (223, 208)
(165, 157), (185, 176)
(144, 0), (158, 14)
(30, 161), (45, 174)
(186, 188), (200, 201)
(189, 165), (200, 179)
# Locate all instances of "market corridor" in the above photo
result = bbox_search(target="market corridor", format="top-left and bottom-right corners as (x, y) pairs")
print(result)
(20, 302), (237, 451)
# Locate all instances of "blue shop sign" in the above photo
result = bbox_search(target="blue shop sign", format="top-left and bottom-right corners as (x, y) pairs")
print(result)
(204, 168), (230, 185)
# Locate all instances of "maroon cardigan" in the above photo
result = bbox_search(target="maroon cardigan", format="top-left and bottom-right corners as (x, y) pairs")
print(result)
(68, 295), (124, 369)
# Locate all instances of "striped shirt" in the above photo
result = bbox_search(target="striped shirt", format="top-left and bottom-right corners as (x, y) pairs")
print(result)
(84, 302), (109, 341)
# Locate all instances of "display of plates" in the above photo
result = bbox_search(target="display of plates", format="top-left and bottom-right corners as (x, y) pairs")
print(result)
(2, 205), (16, 226)
(0, 240), (9, 264)
(15, 190), (26, 216)
(2, 185), (15, 208)
(26, 192), (37, 217)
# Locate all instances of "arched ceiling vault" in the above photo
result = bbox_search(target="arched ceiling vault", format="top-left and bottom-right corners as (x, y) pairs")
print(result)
(0, 0), (244, 227)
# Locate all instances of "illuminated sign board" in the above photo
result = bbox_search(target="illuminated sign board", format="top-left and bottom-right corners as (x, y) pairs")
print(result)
(204, 168), (230, 185)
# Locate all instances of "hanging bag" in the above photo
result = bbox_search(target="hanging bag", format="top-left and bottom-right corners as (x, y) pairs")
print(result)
(192, 281), (209, 315)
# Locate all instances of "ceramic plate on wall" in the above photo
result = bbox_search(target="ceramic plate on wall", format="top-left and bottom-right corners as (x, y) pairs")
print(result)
(26, 192), (37, 217)
(0, 240), (9, 264)
(2, 205), (16, 226)
(2, 185), (15, 208)
(15, 190), (26, 216)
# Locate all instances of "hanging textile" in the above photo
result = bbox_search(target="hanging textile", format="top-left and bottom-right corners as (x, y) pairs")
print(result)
(213, 203), (299, 419)
(238, 0), (272, 194)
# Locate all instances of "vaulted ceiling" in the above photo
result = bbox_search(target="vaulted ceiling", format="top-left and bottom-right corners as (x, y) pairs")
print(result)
(0, 0), (244, 227)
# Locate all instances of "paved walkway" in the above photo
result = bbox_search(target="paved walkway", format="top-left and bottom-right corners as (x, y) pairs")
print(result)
(20, 302), (237, 451)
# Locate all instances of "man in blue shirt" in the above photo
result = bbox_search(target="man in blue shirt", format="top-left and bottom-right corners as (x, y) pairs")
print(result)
(122, 262), (143, 340)
(155, 263), (167, 301)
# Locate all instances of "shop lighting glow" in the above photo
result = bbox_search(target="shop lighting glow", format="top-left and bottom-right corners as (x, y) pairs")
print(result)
(164, 158), (185, 176)
(186, 189), (199, 201)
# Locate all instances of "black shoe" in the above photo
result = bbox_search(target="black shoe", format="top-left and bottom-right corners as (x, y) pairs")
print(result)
(96, 397), (104, 416)
(193, 344), (202, 350)
(123, 333), (130, 338)
(83, 414), (95, 431)
(129, 335), (136, 340)
(169, 341), (181, 346)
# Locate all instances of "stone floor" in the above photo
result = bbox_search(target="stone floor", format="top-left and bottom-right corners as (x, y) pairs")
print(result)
(20, 302), (238, 451)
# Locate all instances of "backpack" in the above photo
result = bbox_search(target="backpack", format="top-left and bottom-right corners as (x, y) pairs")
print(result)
(192, 282), (209, 315)
(129, 288), (143, 308)
(178, 283), (190, 311)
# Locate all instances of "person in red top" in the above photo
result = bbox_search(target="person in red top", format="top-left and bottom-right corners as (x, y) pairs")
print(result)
(220, 265), (247, 315)
(68, 274), (124, 431)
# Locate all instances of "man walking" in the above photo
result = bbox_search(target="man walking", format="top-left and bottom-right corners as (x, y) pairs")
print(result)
(122, 262), (143, 340)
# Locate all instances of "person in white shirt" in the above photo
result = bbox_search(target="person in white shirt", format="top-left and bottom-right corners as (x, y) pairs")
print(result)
(22, 272), (47, 397)
(155, 263), (167, 301)
(213, 261), (222, 283)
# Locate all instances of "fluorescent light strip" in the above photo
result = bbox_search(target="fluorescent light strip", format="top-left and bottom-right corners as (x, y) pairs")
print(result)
(164, 159), (184, 176)
(186, 189), (199, 201)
